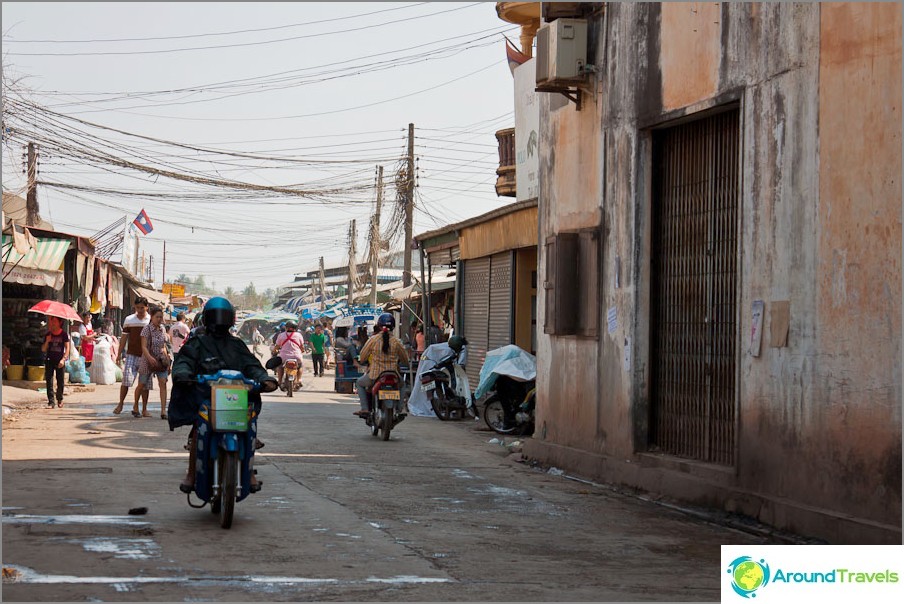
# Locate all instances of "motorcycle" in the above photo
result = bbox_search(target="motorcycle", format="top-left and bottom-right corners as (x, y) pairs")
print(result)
(182, 370), (263, 529)
(482, 374), (536, 436)
(281, 358), (302, 397)
(420, 348), (477, 421)
(359, 369), (407, 440)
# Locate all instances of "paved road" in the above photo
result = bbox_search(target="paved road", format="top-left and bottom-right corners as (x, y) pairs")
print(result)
(3, 364), (772, 601)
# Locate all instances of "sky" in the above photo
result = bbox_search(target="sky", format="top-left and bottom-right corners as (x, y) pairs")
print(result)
(0, 2), (521, 293)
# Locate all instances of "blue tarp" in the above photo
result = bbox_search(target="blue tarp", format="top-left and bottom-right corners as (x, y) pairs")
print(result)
(474, 345), (537, 400)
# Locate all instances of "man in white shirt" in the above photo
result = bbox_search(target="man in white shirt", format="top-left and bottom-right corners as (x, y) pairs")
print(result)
(169, 313), (190, 356)
(114, 297), (150, 416)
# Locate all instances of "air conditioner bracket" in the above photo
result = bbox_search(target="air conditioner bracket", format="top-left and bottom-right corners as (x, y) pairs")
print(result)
(535, 85), (583, 111)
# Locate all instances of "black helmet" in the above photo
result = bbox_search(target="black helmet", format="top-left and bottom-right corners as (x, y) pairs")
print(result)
(448, 335), (467, 353)
(376, 313), (395, 332)
(203, 297), (235, 336)
(285, 320), (297, 330)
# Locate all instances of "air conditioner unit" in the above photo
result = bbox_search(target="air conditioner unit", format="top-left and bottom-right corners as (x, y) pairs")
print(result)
(536, 18), (588, 87)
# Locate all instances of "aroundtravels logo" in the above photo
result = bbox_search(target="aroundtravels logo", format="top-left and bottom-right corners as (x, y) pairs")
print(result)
(727, 556), (771, 598)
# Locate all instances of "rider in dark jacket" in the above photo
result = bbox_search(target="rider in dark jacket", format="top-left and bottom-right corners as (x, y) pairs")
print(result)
(169, 297), (277, 492)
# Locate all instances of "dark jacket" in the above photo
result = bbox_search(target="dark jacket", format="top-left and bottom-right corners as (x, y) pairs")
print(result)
(168, 333), (275, 431)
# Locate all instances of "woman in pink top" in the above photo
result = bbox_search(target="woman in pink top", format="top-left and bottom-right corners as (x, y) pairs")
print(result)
(273, 320), (305, 387)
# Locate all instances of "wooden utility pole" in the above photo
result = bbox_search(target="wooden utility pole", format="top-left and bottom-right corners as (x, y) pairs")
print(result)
(370, 165), (384, 307)
(401, 123), (415, 340)
(25, 142), (39, 227)
(319, 257), (327, 309)
(347, 220), (357, 307)
(162, 241), (167, 298)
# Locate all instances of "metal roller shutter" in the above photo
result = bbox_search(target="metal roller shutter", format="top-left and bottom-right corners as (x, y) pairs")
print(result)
(487, 251), (514, 351)
(462, 257), (490, 387)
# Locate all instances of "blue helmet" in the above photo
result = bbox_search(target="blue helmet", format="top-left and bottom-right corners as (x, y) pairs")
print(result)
(203, 297), (235, 336)
(376, 313), (396, 332)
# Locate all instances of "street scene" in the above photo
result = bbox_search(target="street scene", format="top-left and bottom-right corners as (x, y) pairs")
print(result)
(2, 2), (902, 602)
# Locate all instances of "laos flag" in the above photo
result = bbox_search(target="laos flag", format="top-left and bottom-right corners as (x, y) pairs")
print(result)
(132, 209), (154, 235)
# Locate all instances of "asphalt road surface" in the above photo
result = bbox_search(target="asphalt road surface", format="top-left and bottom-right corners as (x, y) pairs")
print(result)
(2, 362), (773, 601)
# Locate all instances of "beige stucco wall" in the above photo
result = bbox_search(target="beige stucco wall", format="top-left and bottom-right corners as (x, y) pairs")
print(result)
(531, 2), (902, 542)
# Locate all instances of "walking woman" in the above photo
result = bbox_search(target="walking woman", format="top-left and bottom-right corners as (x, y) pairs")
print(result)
(137, 305), (172, 418)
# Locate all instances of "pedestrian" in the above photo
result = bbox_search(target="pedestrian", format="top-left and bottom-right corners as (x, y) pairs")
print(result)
(415, 325), (426, 354)
(41, 316), (70, 408)
(309, 323), (327, 377)
(252, 326), (265, 357)
(323, 323), (333, 370)
(114, 296), (150, 417)
(77, 312), (97, 384)
(137, 305), (171, 419)
(170, 312), (190, 356)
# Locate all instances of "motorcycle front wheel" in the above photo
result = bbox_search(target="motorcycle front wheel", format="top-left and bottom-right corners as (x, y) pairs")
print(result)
(219, 450), (238, 529)
(483, 396), (518, 435)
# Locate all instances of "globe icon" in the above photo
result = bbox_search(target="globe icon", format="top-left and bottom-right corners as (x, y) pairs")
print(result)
(733, 560), (765, 593)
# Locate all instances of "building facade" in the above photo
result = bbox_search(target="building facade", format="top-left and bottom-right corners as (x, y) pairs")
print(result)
(525, 2), (901, 544)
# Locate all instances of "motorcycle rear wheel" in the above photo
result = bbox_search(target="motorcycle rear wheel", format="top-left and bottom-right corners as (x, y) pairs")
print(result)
(483, 396), (518, 435)
(430, 390), (452, 421)
(219, 450), (238, 529)
(286, 379), (293, 397)
(381, 406), (394, 441)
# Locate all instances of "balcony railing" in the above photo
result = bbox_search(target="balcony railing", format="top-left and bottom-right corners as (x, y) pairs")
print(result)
(495, 127), (516, 197)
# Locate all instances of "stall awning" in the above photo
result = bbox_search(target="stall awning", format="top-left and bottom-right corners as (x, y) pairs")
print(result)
(2, 234), (71, 290)
(2, 234), (70, 271)
(131, 285), (169, 307)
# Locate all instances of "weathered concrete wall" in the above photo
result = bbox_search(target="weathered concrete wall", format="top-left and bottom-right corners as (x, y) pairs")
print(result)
(530, 2), (902, 543)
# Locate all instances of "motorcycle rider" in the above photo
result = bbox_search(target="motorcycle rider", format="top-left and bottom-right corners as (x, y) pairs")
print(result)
(354, 313), (409, 417)
(273, 320), (305, 390)
(169, 297), (278, 493)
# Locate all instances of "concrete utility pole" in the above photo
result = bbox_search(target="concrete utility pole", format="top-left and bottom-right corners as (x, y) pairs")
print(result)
(347, 220), (357, 308)
(401, 123), (415, 340)
(25, 142), (39, 227)
(370, 165), (384, 307)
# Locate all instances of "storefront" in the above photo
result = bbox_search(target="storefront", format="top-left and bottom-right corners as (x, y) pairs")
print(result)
(2, 230), (72, 373)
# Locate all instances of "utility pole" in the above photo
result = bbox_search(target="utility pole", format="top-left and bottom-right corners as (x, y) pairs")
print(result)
(347, 220), (357, 308)
(25, 142), (39, 227)
(318, 257), (327, 310)
(162, 240), (167, 297)
(370, 165), (384, 307)
(401, 123), (415, 340)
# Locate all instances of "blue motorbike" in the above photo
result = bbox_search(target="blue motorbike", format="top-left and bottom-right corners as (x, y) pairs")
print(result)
(182, 370), (262, 529)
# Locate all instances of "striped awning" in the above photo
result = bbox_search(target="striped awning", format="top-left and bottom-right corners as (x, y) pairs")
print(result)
(2, 234), (71, 289)
(2, 234), (70, 270)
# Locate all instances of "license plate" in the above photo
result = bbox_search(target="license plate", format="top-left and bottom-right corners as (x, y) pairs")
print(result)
(380, 390), (400, 400)
(423, 381), (436, 391)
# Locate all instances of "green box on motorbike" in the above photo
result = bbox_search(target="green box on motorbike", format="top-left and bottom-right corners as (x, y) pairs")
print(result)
(209, 384), (251, 432)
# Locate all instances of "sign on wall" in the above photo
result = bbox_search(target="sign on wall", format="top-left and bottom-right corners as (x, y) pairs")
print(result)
(515, 58), (540, 202)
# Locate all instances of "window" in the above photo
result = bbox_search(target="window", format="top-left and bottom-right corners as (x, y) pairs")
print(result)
(544, 228), (600, 336)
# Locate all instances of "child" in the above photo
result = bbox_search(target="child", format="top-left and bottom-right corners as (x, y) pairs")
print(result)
(41, 316), (70, 408)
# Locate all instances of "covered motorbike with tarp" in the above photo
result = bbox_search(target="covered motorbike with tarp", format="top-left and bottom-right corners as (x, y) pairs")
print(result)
(407, 343), (474, 418)
(475, 345), (537, 435)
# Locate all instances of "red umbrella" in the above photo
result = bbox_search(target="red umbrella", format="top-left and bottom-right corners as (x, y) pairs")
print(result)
(28, 300), (82, 323)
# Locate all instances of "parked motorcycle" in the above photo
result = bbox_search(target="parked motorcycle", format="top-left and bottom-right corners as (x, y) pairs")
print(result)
(359, 369), (407, 440)
(483, 374), (535, 436)
(420, 348), (477, 421)
(183, 370), (263, 529)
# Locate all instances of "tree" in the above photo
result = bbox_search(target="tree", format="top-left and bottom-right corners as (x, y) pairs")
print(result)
(224, 286), (236, 298)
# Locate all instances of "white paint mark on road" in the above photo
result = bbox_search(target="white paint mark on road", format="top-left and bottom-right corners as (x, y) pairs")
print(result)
(4, 565), (451, 587)
(366, 576), (451, 584)
(80, 538), (160, 560)
(451, 469), (475, 479)
(368, 522), (386, 529)
(2, 514), (149, 526)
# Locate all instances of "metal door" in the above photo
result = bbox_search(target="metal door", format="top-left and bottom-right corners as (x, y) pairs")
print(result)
(649, 109), (740, 466)
(487, 251), (514, 352)
(462, 257), (490, 387)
